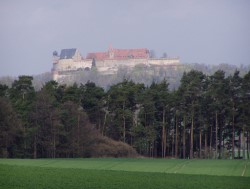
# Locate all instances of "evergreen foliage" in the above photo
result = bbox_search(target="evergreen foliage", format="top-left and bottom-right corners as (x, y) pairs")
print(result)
(1, 70), (250, 159)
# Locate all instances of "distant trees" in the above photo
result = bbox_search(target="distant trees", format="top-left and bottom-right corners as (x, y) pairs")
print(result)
(0, 78), (137, 158)
(106, 80), (144, 143)
(241, 72), (250, 159)
(8, 76), (35, 157)
(1, 63), (249, 91)
(1, 70), (250, 159)
(80, 81), (105, 132)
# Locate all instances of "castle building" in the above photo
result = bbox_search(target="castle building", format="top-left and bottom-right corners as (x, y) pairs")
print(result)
(51, 46), (180, 81)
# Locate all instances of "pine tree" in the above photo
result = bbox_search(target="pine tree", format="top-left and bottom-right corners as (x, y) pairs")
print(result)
(227, 71), (242, 159)
(241, 71), (250, 159)
(9, 76), (35, 157)
(179, 70), (206, 159)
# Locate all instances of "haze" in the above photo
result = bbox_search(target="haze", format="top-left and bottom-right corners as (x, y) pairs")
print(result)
(0, 0), (249, 76)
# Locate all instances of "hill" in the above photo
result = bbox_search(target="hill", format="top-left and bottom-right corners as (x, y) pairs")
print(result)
(53, 63), (250, 90)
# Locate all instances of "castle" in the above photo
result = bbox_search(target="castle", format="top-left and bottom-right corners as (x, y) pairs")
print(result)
(51, 46), (180, 81)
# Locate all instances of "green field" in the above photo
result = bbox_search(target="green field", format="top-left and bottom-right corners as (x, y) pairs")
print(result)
(0, 158), (249, 189)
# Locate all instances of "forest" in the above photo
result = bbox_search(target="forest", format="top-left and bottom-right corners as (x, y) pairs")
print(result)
(0, 69), (250, 159)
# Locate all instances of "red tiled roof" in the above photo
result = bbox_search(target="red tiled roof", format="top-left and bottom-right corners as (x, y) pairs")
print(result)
(86, 48), (149, 60)
(86, 52), (108, 60)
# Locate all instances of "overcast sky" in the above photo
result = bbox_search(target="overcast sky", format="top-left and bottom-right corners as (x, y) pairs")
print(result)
(0, 0), (249, 76)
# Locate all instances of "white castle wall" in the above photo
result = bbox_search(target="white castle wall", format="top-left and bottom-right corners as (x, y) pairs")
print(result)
(95, 58), (148, 68)
(52, 58), (92, 80)
(148, 58), (180, 65)
(54, 59), (92, 72)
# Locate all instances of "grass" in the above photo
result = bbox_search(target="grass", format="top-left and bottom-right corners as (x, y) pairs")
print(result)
(0, 158), (250, 189)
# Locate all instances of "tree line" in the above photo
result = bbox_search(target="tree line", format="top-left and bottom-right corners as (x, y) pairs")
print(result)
(0, 69), (250, 159)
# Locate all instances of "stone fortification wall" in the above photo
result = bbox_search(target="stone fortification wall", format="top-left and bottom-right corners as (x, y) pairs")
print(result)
(93, 58), (148, 74)
(54, 59), (92, 71)
(95, 58), (148, 68)
(148, 58), (180, 65)
(95, 58), (180, 70)
(52, 59), (92, 80)
(52, 54), (181, 80)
